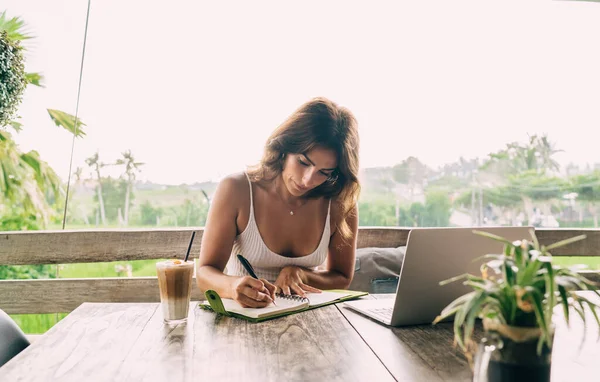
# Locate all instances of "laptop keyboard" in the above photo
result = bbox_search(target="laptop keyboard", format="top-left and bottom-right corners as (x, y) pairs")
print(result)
(366, 307), (393, 322)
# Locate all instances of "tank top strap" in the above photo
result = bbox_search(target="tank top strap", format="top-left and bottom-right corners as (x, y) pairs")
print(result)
(243, 172), (254, 219)
(327, 198), (332, 234)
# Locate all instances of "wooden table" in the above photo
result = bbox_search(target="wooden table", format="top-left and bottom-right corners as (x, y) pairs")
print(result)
(1, 295), (600, 381)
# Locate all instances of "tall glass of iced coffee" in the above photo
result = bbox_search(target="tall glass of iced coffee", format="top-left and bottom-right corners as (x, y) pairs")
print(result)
(156, 259), (194, 323)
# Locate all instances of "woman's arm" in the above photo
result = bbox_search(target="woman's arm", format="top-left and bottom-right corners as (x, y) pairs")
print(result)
(275, 204), (358, 295)
(196, 175), (275, 307)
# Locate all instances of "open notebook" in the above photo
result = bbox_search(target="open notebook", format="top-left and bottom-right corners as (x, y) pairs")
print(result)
(202, 289), (368, 322)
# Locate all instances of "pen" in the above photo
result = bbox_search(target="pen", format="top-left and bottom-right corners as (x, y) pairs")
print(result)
(236, 254), (277, 305)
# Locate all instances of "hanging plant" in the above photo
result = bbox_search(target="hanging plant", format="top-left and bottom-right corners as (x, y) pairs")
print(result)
(0, 30), (26, 127)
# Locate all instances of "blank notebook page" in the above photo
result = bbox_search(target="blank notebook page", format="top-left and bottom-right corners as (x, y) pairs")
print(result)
(220, 295), (309, 319)
(306, 290), (353, 306)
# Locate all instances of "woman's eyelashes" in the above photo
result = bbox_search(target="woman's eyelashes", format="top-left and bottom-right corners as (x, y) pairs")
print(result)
(297, 158), (330, 178)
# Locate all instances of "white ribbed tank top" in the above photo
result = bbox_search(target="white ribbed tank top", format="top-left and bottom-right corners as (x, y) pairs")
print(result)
(225, 173), (331, 282)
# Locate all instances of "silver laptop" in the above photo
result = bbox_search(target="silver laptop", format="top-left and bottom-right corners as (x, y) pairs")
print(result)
(344, 226), (532, 326)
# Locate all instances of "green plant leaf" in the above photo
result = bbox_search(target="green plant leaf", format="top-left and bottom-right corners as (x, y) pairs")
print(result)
(439, 273), (470, 286)
(544, 262), (555, 322)
(9, 120), (23, 132)
(519, 258), (543, 286)
(557, 284), (570, 326)
(47, 109), (86, 137)
(25, 72), (44, 87)
(434, 291), (477, 323)
(464, 292), (488, 345)
(525, 287), (551, 350)
(578, 297), (600, 341)
(454, 291), (484, 350)
(573, 301), (588, 352)
(473, 230), (514, 246)
(545, 235), (587, 251)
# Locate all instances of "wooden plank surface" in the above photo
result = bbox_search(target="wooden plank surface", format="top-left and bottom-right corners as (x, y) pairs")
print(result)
(536, 228), (600, 256)
(0, 302), (395, 382)
(2, 228), (600, 266)
(0, 228), (204, 265)
(0, 227), (409, 265)
(3, 272), (598, 315)
(339, 292), (600, 382)
(0, 303), (159, 382)
(191, 303), (394, 382)
(338, 294), (473, 381)
(2, 297), (600, 381)
(0, 277), (205, 314)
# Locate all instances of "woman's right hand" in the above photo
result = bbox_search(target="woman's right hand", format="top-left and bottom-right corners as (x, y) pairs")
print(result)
(231, 276), (277, 308)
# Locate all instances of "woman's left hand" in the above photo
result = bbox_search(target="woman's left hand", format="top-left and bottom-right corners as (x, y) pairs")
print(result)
(274, 266), (322, 297)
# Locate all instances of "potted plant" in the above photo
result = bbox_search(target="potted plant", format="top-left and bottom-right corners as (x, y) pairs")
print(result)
(433, 229), (600, 382)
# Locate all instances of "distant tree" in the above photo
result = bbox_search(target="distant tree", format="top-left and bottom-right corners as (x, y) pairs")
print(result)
(568, 171), (600, 227)
(392, 156), (430, 186)
(358, 201), (396, 226)
(481, 134), (562, 176)
(115, 150), (144, 226)
(85, 152), (107, 225)
(424, 190), (452, 227)
(93, 177), (129, 224)
(138, 201), (163, 226)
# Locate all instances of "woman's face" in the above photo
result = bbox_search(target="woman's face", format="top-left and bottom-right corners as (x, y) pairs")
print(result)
(281, 146), (337, 196)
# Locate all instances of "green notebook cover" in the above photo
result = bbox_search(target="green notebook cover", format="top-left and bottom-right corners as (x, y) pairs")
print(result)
(200, 289), (368, 323)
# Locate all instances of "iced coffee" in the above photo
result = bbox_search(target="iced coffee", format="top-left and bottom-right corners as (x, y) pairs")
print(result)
(156, 260), (194, 323)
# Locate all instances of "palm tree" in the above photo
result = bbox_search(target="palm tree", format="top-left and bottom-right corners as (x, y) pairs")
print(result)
(115, 150), (144, 226)
(0, 130), (62, 227)
(1, 11), (86, 229)
(85, 152), (107, 226)
(531, 134), (562, 173)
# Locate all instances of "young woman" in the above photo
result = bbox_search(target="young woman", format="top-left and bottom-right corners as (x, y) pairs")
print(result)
(196, 97), (360, 308)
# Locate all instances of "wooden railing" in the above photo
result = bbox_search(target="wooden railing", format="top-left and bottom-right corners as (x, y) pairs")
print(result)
(1, 227), (600, 314)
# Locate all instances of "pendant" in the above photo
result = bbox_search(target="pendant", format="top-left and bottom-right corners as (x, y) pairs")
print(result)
(290, 211), (294, 216)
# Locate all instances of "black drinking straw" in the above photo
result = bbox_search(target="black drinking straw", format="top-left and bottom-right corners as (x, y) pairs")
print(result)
(184, 231), (196, 262)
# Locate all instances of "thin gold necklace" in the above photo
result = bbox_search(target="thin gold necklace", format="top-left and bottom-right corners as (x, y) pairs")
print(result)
(274, 181), (308, 216)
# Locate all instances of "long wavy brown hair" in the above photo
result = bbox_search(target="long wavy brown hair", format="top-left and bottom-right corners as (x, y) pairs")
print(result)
(247, 97), (360, 241)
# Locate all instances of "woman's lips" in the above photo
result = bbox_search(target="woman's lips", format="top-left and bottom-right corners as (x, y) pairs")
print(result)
(292, 180), (307, 192)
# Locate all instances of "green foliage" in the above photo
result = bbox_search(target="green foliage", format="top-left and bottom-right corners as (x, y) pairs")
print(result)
(481, 134), (562, 176)
(0, 30), (26, 127)
(424, 190), (452, 226)
(0, 130), (63, 226)
(568, 171), (600, 202)
(161, 198), (209, 227)
(0, 264), (55, 279)
(0, 11), (33, 42)
(137, 200), (164, 225)
(434, 230), (600, 355)
(398, 191), (452, 227)
(507, 171), (567, 201)
(0, 213), (39, 230)
(0, 11), (85, 230)
(47, 109), (86, 137)
(358, 200), (396, 226)
(94, 177), (131, 223)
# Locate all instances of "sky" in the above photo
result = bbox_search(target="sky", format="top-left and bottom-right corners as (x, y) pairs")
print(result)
(3, 0), (600, 185)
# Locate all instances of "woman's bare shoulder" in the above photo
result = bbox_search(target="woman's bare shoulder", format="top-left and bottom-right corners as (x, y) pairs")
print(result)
(214, 172), (250, 204)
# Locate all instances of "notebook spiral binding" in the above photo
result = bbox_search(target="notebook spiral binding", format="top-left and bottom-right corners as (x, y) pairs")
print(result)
(276, 293), (309, 303)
